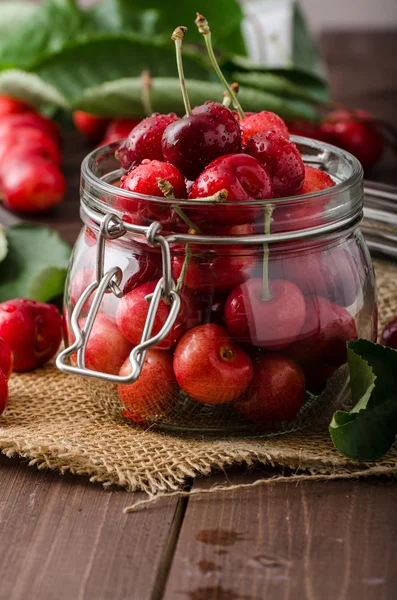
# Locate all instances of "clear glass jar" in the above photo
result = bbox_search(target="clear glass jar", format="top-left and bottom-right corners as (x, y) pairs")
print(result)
(58, 137), (377, 437)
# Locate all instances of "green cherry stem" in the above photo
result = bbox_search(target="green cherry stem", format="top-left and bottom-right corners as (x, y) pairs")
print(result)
(141, 69), (153, 117)
(171, 26), (192, 116)
(157, 178), (201, 232)
(261, 204), (274, 302)
(222, 82), (239, 108)
(176, 242), (193, 293)
(195, 13), (245, 119)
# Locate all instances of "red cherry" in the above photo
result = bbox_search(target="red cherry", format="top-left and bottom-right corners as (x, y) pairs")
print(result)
(162, 102), (242, 180)
(0, 95), (34, 117)
(116, 280), (184, 349)
(224, 278), (306, 350)
(73, 111), (109, 141)
(123, 253), (162, 295)
(0, 127), (62, 170)
(285, 118), (323, 140)
(117, 113), (179, 170)
(1, 155), (65, 213)
(235, 354), (305, 427)
(287, 295), (357, 369)
(381, 317), (397, 349)
(0, 371), (8, 416)
(173, 323), (253, 404)
(0, 299), (62, 371)
(118, 350), (177, 418)
(190, 153), (272, 225)
(320, 109), (383, 170)
(300, 165), (335, 195)
(240, 111), (289, 145)
(0, 336), (13, 380)
(104, 118), (142, 141)
(245, 131), (304, 197)
(0, 112), (60, 143)
(73, 314), (132, 375)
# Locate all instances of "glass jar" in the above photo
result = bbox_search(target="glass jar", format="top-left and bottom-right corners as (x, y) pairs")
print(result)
(57, 137), (377, 437)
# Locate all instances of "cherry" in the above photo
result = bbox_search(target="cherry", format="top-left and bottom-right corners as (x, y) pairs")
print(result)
(1, 155), (66, 213)
(162, 102), (242, 180)
(117, 113), (179, 170)
(245, 131), (304, 197)
(0, 95), (33, 117)
(123, 253), (162, 295)
(189, 153), (272, 225)
(0, 371), (8, 416)
(0, 126), (62, 169)
(287, 295), (357, 372)
(100, 118), (142, 146)
(300, 165), (335, 195)
(0, 299), (62, 371)
(74, 314), (133, 375)
(285, 118), (323, 140)
(73, 111), (109, 141)
(118, 350), (177, 418)
(0, 336), (13, 380)
(0, 112), (60, 143)
(235, 354), (305, 427)
(240, 111), (289, 145)
(116, 280), (184, 349)
(320, 109), (383, 170)
(224, 278), (306, 350)
(173, 323), (253, 404)
(381, 317), (397, 349)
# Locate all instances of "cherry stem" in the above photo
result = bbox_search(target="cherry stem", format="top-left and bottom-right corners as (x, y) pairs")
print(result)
(222, 82), (239, 108)
(141, 69), (153, 117)
(195, 13), (245, 119)
(171, 26), (192, 116)
(176, 242), (192, 293)
(261, 205), (274, 302)
(157, 178), (201, 233)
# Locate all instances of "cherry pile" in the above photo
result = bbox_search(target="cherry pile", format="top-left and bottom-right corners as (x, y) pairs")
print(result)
(0, 96), (65, 213)
(66, 15), (362, 433)
(0, 299), (63, 415)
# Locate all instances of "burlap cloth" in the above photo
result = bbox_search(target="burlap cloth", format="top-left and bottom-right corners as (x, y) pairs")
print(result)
(2, 260), (397, 508)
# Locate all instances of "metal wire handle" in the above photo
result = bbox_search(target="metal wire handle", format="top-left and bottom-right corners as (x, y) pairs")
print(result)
(56, 213), (181, 384)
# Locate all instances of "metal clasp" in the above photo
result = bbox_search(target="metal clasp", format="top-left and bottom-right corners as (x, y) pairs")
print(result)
(56, 213), (180, 384)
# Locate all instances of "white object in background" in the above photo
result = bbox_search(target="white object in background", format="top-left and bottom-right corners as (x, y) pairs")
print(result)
(240, 0), (294, 66)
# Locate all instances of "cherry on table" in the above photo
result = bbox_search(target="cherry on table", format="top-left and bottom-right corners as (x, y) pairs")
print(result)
(0, 336), (13, 380)
(73, 111), (109, 141)
(0, 112), (61, 143)
(0, 371), (8, 416)
(235, 354), (306, 427)
(0, 126), (62, 168)
(224, 278), (306, 350)
(173, 323), (253, 404)
(0, 95), (34, 117)
(240, 111), (289, 145)
(381, 317), (397, 349)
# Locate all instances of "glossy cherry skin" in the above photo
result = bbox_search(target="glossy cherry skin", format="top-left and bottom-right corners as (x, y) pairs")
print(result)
(1, 155), (66, 213)
(0, 112), (60, 143)
(0, 95), (33, 117)
(320, 109), (383, 170)
(245, 131), (304, 197)
(240, 111), (289, 145)
(286, 295), (357, 389)
(118, 350), (177, 420)
(73, 111), (109, 141)
(225, 278), (306, 350)
(190, 153), (272, 225)
(235, 354), (305, 427)
(0, 127), (61, 170)
(0, 336), (13, 380)
(0, 299), (62, 371)
(0, 371), (8, 416)
(381, 317), (397, 349)
(173, 323), (253, 405)
(117, 113), (179, 170)
(300, 165), (336, 195)
(99, 118), (142, 146)
(162, 102), (242, 181)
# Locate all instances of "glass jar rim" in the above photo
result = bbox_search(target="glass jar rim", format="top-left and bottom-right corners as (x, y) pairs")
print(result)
(81, 135), (364, 209)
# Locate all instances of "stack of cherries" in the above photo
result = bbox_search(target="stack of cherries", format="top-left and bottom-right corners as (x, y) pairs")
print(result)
(69, 16), (359, 431)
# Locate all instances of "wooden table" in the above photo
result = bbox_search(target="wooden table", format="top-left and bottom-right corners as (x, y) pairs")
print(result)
(1, 32), (397, 600)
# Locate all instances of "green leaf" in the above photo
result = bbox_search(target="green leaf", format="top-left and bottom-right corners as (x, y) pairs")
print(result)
(0, 224), (71, 303)
(84, 0), (167, 38)
(293, 4), (325, 79)
(0, 0), (84, 70)
(33, 35), (210, 104)
(0, 2), (39, 37)
(0, 70), (67, 109)
(330, 340), (397, 461)
(74, 76), (320, 120)
(232, 71), (328, 105)
(0, 227), (8, 264)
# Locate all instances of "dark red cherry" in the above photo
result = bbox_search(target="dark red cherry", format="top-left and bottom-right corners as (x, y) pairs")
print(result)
(381, 317), (397, 349)
(117, 113), (179, 170)
(189, 153), (273, 225)
(245, 131), (305, 197)
(240, 111), (289, 145)
(161, 101), (242, 181)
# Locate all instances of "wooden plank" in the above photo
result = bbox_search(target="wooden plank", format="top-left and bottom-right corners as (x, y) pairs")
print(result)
(164, 470), (397, 600)
(0, 454), (181, 600)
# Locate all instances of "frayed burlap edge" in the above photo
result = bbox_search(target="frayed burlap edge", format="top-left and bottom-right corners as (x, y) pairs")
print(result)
(1, 259), (396, 508)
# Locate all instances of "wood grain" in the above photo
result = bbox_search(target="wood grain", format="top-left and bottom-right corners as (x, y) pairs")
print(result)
(164, 470), (397, 600)
(0, 454), (181, 600)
